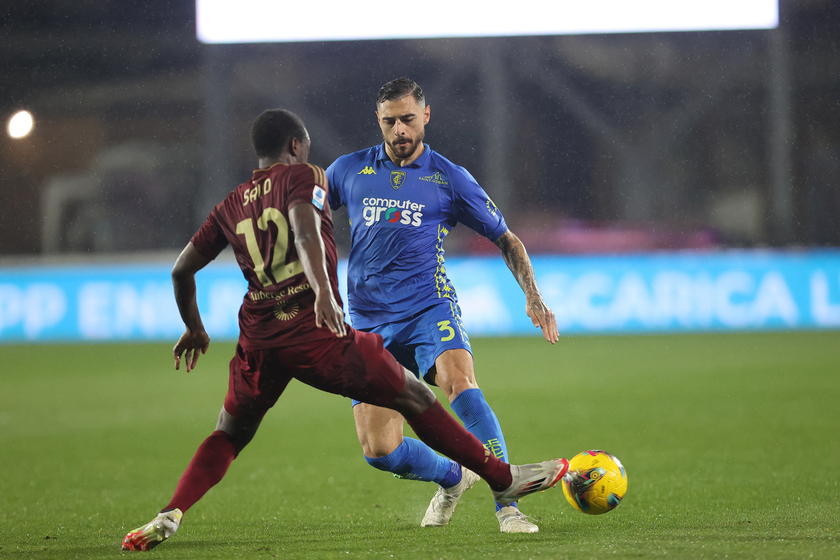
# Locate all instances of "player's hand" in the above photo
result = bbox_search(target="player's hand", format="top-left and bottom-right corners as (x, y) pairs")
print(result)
(173, 328), (210, 372)
(314, 294), (347, 338)
(526, 298), (559, 344)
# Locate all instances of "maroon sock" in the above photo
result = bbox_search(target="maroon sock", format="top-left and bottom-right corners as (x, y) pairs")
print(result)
(405, 402), (512, 491)
(163, 430), (236, 513)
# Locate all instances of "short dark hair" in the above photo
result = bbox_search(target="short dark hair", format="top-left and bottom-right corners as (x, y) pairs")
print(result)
(376, 77), (425, 107)
(251, 109), (307, 159)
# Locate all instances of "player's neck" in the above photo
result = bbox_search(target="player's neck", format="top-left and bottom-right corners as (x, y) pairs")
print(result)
(257, 154), (300, 169)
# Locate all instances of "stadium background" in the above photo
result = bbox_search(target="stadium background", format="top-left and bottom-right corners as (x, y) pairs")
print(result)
(1, 0), (839, 342)
(1, 2), (839, 559)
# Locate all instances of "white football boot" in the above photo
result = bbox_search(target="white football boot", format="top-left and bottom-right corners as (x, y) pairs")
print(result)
(420, 466), (480, 527)
(121, 508), (183, 551)
(496, 506), (539, 533)
(492, 458), (569, 506)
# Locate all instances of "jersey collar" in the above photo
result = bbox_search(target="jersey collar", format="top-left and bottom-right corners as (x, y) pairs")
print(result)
(376, 142), (431, 168)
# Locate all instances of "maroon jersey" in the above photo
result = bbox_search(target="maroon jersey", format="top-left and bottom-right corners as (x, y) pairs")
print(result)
(191, 162), (340, 350)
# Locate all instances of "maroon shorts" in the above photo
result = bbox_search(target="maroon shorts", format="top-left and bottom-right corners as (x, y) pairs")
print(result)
(223, 327), (407, 419)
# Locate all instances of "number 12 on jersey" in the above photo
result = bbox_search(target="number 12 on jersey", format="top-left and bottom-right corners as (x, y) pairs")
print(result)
(236, 207), (303, 288)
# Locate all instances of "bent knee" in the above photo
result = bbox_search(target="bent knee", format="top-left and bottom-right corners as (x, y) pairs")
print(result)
(405, 376), (437, 406)
(434, 370), (477, 401)
(216, 408), (261, 454)
(359, 436), (401, 459)
(388, 376), (437, 418)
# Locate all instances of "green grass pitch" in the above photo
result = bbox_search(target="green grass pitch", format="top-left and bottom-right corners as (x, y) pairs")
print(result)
(1, 331), (839, 559)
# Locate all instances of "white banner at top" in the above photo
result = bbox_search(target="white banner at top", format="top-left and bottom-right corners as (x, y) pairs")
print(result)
(196, 0), (779, 44)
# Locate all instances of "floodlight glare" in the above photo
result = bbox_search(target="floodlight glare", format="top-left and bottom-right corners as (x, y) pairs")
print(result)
(8, 111), (34, 139)
(196, 0), (778, 44)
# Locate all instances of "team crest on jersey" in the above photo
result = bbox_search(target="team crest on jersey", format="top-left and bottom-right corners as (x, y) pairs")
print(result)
(390, 171), (406, 190)
(273, 299), (299, 321)
(419, 172), (448, 185)
(486, 199), (498, 216)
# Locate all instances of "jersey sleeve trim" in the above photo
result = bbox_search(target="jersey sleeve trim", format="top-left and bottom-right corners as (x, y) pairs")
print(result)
(305, 162), (327, 188)
(287, 163), (329, 212)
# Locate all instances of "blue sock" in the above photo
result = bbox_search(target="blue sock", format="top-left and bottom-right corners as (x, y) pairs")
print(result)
(451, 387), (515, 511)
(364, 437), (461, 487)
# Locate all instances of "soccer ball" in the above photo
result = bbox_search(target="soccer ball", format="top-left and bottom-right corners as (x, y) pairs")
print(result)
(561, 450), (628, 515)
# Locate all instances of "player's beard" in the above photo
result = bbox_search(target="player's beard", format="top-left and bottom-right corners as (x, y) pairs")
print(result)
(386, 130), (424, 160)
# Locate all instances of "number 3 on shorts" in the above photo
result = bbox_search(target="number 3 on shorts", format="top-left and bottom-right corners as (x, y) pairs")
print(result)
(437, 320), (455, 342)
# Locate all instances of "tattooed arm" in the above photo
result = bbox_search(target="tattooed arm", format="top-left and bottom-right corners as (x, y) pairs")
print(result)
(494, 230), (559, 344)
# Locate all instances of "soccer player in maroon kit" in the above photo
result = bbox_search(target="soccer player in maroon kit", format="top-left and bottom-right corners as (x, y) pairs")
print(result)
(121, 109), (569, 551)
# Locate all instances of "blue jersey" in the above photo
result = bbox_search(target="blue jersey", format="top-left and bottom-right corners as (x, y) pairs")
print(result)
(327, 143), (507, 329)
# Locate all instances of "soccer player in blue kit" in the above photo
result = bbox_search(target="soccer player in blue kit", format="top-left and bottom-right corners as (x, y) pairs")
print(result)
(327, 78), (560, 533)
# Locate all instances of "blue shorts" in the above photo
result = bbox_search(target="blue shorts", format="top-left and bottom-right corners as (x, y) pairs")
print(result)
(351, 299), (471, 406)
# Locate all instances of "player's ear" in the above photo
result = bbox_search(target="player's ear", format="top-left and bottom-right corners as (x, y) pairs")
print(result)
(289, 137), (301, 157)
(423, 105), (430, 125)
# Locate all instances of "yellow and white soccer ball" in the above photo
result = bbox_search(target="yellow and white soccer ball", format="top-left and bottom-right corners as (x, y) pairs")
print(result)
(561, 450), (628, 514)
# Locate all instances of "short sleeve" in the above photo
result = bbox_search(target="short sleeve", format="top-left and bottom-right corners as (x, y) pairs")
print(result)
(450, 166), (508, 242)
(288, 163), (329, 213)
(326, 159), (344, 211)
(190, 211), (229, 260)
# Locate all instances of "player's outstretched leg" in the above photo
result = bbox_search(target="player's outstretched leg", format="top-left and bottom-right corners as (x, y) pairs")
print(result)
(450, 387), (540, 532)
(406, 403), (569, 504)
(391, 382), (569, 506)
(122, 509), (183, 551)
